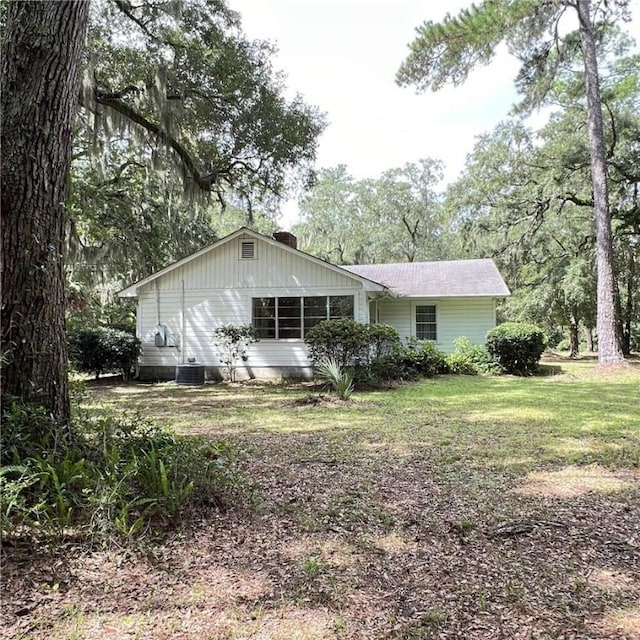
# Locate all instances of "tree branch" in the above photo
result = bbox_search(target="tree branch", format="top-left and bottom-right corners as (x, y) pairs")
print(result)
(92, 88), (226, 193)
(558, 193), (593, 207)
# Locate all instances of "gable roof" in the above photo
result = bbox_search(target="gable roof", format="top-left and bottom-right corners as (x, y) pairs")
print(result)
(342, 260), (510, 298)
(117, 227), (389, 298)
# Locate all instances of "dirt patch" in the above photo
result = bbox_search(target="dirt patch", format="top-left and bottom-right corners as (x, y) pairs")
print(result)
(589, 567), (637, 591)
(597, 606), (640, 639)
(514, 465), (640, 498)
(290, 394), (351, 408)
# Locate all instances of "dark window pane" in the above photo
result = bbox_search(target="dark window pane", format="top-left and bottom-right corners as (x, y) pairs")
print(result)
(278, 297), (301, 318)
(277, 297), (301, 338)
(303, 296), (327, 337)
(329, 295), (354, 319)
(252, 298), (276, 338)
(416, 325), (437, 341)
(416, 305), (436, 341)
(304, 296), (327, 317)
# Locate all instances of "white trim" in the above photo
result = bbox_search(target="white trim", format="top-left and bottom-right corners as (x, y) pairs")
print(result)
(412, 301), (439, 342)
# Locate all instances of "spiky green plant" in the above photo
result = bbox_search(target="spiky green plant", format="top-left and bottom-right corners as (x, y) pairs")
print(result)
(315, 357), (354, 400)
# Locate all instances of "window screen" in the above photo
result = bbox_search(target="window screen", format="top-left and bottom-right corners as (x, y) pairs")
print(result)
(416, 305), (437, 341)
(252, 298), (275, 338)
(277, 297), (302, 338)
(252, 295), (355, 339)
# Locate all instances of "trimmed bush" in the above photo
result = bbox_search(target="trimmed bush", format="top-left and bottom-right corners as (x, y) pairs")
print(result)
(68, 327), (141, 379)
(305, 321), (448, 384)
(446, 337), (499, 375)
(364, 340), (448, 382)
(366, 323), (401, 361)
(305, 319), (374, 369)
(403, 338), (449, 378)
(485, 322), (547, 375)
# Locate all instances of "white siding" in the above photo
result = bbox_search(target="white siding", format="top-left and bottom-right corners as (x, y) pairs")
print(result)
(136, 234), (370, 370)
(138, 287), (367, 369)
(153, 232), (359, 290)
(378, 297), (497, 354)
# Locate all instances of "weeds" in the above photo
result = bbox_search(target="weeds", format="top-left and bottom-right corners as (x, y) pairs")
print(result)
(301, 555), (325, 579)
(0, 399), (240, 544)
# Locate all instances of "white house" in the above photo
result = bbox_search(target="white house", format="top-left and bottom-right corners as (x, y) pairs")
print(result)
(118, 227), (510, 380)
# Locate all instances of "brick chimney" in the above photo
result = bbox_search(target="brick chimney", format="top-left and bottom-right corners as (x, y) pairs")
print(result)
(273, 231), (297, 249)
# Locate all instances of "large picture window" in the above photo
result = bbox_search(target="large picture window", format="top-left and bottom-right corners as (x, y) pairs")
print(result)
(252, 295), (354, 339)
(415, 305), (437, 341)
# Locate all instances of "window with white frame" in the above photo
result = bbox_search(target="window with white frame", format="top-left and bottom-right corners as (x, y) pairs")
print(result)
(252, 295), (354, 339)
(415, 304), (437, 341)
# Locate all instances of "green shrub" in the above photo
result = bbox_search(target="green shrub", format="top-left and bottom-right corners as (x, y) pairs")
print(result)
(366, 324), (401, 361)
(485, 322), (547, 375)
(407, 339), (449, 377)
(363, 340), (448, 383)
(68, 327), (141, 379)
(305, 319), (372, 369)
(305, 321), (448, 385)
(446, 337), (499, 375)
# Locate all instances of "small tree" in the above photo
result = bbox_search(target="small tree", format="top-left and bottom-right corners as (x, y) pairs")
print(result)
(212, 324), (257, 382)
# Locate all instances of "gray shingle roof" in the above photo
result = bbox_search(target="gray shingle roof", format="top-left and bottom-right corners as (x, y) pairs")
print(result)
(342, 259), (510, 298)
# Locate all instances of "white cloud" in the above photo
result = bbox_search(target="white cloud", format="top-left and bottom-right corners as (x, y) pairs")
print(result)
(230, 0), (640, 226)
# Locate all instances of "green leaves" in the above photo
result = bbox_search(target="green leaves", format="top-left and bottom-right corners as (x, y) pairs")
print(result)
(84, 0), (323, 200)
(295, 160), (448, 265)
(314, 357), (354, 401)
(397, 0), (547, 93)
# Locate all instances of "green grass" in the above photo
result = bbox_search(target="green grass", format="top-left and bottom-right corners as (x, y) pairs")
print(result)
(6, 358), (640, 640)
(85, 360), (639, 474)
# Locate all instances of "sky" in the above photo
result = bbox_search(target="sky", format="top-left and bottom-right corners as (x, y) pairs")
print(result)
(229, 0), (640, 226)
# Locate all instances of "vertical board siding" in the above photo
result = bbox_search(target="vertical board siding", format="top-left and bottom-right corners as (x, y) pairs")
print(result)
(155, 234), (358, 290)
(138, 287), (365, 368)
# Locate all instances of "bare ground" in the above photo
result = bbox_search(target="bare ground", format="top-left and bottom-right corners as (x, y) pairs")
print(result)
(2, 379), (639, 639)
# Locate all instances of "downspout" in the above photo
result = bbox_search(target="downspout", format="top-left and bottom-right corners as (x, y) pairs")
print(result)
(155, 281), (161, 325)
(181, 279), (186, 364)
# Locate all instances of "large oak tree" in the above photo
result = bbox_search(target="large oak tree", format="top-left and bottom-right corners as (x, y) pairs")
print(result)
(1, 1), (90, 423)
(1, 0), (323, 425)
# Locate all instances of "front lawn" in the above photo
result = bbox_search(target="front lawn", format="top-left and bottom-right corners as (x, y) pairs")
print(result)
(3, 360), (639, 639)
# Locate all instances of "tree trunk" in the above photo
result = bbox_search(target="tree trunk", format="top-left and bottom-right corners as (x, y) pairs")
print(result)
(1, 1), (89, 424)
(584, 326), (594, 352)
(575, 0), (624, 366)
(568, 315), (580, 359)
(622, 268), (633, 355)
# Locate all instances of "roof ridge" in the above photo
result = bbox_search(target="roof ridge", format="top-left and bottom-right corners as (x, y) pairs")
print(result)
(346, 258), (494, 268)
